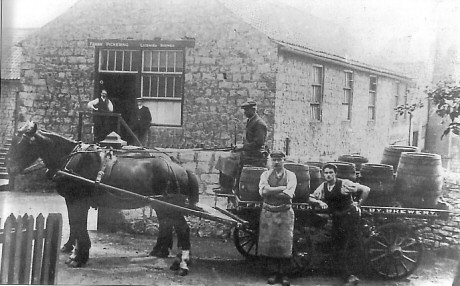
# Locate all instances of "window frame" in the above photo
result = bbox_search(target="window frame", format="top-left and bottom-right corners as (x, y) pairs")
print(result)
(343, 70), (354, 120)
(310, 65), (324, 121)
(368, 75), (377, 121)
(96, 47), (186, 127)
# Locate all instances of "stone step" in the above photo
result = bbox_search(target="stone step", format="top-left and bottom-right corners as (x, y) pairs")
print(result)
(0, 147), (8, 152)
(0, 172), (8, 180)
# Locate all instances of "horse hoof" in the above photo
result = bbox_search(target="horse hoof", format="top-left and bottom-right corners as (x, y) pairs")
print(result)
(169, 260), (180, 271)
(61, 245), (73, 253)
(178, 268), (188, 276)
(68, 260), (85, 268)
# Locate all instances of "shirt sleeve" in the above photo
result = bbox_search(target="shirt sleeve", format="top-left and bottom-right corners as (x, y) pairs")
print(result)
(258, 170), (270, 196)
(282, 170), (297, 198)
(310, 183), (325, 200)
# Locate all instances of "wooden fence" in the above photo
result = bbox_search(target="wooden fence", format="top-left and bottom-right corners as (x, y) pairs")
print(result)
(0, 213), (62, 285)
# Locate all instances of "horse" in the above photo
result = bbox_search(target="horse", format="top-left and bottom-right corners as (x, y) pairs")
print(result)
(6, 122), (200, 275)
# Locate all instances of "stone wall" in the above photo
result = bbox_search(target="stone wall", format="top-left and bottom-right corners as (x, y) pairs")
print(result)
(0, 80), (18, 146)
(274, 50), (416, 163)
(17, 0), (277, 149)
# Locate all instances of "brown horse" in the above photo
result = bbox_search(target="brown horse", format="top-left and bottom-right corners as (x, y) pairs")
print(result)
(7, 122), (199, 275)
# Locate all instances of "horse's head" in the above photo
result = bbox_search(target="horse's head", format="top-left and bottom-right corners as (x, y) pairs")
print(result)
(7, 121), (42, 176)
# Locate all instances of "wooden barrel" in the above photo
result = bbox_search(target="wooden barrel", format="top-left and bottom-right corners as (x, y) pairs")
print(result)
(327, 161), (357, 182)
(381, 145), (418, 171)
(284, 163), (310, 203)
(337, 154), (369, 171)
(305, 161), (324, 169)
(238, 166), (267, 201)
(359, 163), (395, 206)
(394, 152), (443, 208)
(308, 165), (324, 193)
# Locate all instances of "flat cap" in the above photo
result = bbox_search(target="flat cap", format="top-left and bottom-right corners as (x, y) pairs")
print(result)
(270, 150), (285, 158)
(240, 99), (257, 109)
(136, 97), (145, 101)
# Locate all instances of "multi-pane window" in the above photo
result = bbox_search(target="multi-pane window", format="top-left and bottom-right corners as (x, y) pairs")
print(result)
(99, 49), (140, 72)
(141, 50), (184, 98)
(395, 82), (400, 120)
(368, 76), (377, 121)
(343, 71), (353, 120)
(311, 65), (323, 121)
(97, 48), (185, 126)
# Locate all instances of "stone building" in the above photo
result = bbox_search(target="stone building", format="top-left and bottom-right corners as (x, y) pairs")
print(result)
(3, 0), (419, 163)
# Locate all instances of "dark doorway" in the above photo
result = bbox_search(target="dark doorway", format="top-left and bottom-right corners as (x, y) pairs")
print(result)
(98, 74), (138, 142)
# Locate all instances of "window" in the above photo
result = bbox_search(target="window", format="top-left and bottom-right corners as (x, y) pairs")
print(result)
(394, 82), (400, 120)
(403, 87), (408, 119)
(343, 71), (353, 120)
(311, 65), (323, 121)
(99, 49), (140, 72)
(98, 48), (185, 126)
(368, 76), (377, 121)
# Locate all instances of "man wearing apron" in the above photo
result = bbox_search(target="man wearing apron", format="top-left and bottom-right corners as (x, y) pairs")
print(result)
(258, 150), (297, 286)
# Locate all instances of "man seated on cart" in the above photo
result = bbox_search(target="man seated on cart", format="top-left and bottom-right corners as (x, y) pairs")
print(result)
(309, 163), (370, 286)
(216, 99), (268, 193)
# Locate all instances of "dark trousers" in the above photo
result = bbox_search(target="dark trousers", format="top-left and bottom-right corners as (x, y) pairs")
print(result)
(331, 209), (361, 280)
(264, 257), (291, 276)
(155, 208), (191, 251)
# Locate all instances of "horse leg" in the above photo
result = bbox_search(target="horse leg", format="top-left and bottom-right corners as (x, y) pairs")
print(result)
(150, 208), (173, 258)
(61, 197), (77, 253)
(186, 169), (200, 205)
(169, 213), (191, 276)
(65, 198), (91, 267)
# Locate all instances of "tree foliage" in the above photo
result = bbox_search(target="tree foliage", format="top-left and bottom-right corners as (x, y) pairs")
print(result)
(426, 80), (460, 139)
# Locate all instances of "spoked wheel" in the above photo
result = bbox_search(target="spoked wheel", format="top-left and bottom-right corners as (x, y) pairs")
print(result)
(366, 223), (423, 279)
(233, 225), (259, 259)
(289, 231), (312, 275)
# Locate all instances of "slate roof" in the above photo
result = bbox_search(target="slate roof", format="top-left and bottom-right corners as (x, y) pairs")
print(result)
(1, 28), (36, 80)
(220, 0), (407, 77)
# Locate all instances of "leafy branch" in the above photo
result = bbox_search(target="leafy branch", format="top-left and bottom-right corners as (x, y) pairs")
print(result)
(426, 80), (460, 139)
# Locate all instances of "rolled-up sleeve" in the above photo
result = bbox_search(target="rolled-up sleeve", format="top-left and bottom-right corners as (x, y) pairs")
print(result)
(310, 184), (325, 200)
(259, 170), (271, 196)
(282, 170), (297, 198)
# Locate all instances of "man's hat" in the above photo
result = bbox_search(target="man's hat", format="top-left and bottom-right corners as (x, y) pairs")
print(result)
(240, 99), (257, 109)
(136, 97), (145, 101)
(270, 150), (285, 158)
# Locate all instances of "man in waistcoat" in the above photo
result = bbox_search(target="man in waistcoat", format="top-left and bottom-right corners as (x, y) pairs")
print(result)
(87, 89), (114, 142)
(258, 150), (297, 286)
(309, 163), (370, 286)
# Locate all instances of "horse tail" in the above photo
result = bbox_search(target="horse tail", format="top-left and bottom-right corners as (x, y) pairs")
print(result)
(186, 169), (200, 205)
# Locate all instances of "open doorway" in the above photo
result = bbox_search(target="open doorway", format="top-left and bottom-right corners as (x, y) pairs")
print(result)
(97, 73), (138, 142)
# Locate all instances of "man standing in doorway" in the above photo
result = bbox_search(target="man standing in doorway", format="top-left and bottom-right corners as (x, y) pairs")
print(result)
(309, 163), (370, 286)
(133, 97), (152, 146)
(258, 150), (297, 286)
(87, 89), (114, 142)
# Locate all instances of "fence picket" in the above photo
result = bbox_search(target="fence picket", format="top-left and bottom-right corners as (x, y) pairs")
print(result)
(1, 213), (61, 285)
(42, 214), (62, 285)
(12, 215), (24, 284)
(19, 214), (35, 284)
(1, 214), (15, 284)
(31, 214), (45, 285)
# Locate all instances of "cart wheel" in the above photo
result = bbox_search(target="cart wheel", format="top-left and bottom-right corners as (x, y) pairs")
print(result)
(289, 234), (312, 275)
(366, 223), (422, 279)
(233, 225), (259, 259)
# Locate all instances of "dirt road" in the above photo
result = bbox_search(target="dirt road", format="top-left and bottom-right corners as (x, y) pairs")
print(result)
(1, 191), (458, 285)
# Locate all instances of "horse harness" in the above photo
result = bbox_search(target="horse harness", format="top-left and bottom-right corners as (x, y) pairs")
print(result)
(61, 143), (182, 196)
